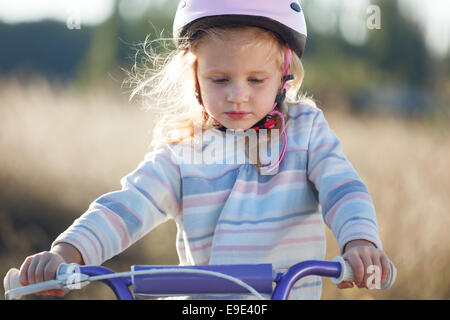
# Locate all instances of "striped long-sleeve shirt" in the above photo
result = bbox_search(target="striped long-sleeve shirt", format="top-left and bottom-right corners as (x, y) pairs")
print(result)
(52, 103), (382, 299)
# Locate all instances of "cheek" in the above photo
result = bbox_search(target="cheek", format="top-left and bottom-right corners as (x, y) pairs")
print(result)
(254, 84), (278, 107)
(198, 77), (217, 98)
(200, 83), (223, 113)
(202, 85), (220, 102)
(202, 82), (221, 98)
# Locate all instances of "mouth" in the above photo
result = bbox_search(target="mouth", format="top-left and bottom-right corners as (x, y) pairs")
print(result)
(225, 111), (250, 119)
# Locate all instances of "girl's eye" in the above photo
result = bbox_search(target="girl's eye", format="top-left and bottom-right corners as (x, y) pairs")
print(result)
(210, 78), (265, 84)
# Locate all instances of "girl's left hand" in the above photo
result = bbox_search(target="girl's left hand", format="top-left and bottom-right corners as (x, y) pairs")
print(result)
(337, 239), (391, 290)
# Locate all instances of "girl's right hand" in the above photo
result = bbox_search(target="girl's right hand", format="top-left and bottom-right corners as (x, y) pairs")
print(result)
(19, 251), (68, 297)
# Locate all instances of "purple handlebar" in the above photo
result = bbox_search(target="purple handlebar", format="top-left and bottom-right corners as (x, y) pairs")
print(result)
(79, 265), (133, 300)
(79, 260), (342, 300)
(271, 260), (341, 300)
(132, 264), (273, 297)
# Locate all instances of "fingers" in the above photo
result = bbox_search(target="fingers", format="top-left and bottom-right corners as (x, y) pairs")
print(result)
(359, 253), (373, 289)
(19, 256), (32, 286)
(341, 249), (365, 287)
(27, 253), (47, 284)
(337, 281), (354, 289)
(365, 251), (390, 289)
(380, 254), (391, 284)
(35, 254), (52, 283)
(341, 245), (391, 290)
(43, 255), (60, 282)
(38, 289), (68, 297)
(17, 251), (66, 297)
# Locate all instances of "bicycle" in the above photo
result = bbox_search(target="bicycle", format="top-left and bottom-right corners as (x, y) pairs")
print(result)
(4, 256), (396, 300)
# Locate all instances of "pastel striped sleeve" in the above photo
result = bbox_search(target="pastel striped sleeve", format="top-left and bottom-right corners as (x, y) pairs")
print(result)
(306, 109), (382, 253)
(51, 145), (181, 265)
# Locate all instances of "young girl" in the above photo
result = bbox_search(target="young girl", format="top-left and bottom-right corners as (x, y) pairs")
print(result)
(17, 0), (391, 299)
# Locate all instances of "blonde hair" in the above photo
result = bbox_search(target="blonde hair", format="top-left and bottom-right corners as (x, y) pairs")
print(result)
(126, 26), (316, 153)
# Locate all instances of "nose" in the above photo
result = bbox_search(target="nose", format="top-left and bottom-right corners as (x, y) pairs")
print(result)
(226, 82), (249, 105)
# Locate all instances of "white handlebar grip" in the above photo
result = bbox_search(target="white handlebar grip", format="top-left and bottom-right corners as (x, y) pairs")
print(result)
(331, 256), (354, 284)
(4, 268), (23, 294)
(4, 265), (71, 300)
(332, 256), (397, 290)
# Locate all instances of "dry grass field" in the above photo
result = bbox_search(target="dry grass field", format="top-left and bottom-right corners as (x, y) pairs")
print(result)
(0, 77), (448, 300)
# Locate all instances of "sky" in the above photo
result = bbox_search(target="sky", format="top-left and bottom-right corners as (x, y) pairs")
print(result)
(0, 0), (448, 58)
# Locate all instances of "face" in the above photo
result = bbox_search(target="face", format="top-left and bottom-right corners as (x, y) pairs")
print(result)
(194, 32), (283, 130)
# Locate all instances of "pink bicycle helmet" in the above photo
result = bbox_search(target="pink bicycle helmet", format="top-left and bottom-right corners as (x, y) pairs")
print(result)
(173, 0), (307, 58)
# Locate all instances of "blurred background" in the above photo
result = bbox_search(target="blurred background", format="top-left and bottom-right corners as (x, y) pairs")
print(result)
(0, 0), (448, 300)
